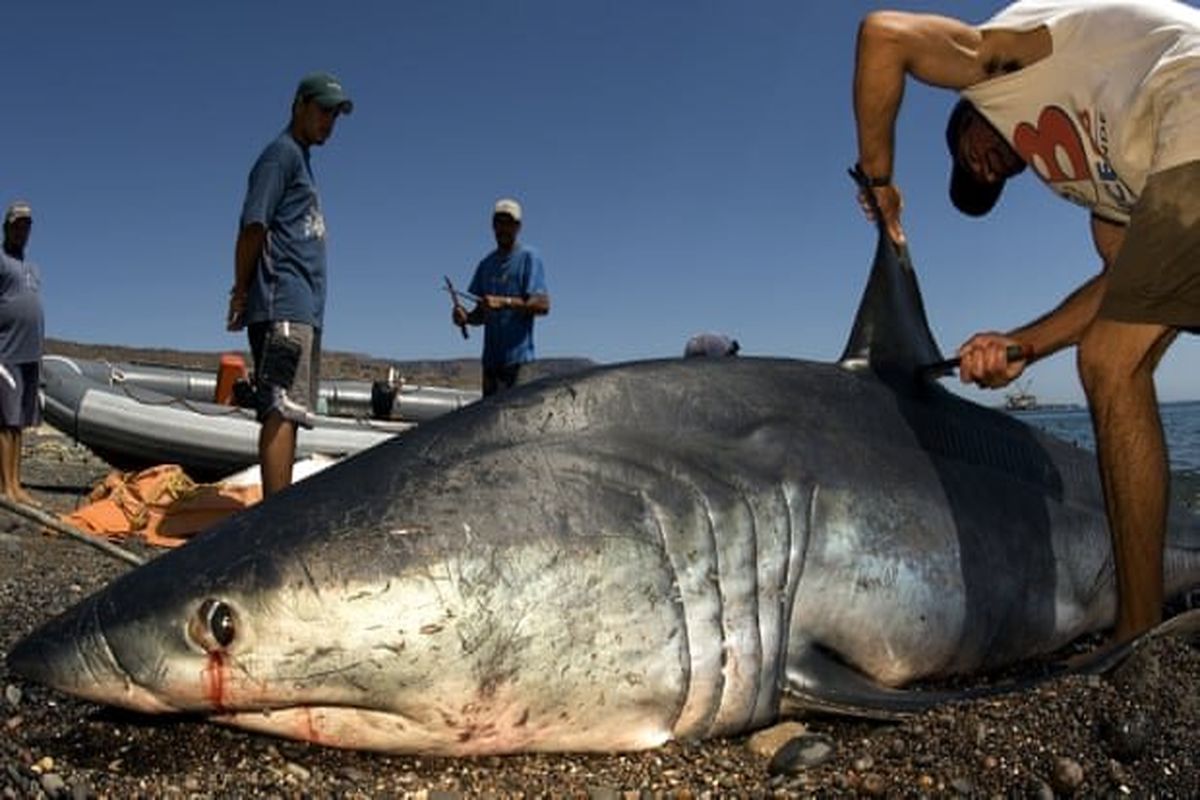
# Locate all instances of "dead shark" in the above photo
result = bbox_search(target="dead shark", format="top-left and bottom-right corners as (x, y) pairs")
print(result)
(7, 229), (1200, 754)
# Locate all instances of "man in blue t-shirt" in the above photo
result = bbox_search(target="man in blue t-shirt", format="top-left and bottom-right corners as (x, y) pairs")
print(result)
(226, 71), (352, 496)
(0, 201), (43, 506)
(452, 198), (551, 396)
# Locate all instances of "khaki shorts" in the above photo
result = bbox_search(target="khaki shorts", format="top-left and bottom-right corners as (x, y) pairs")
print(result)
(1099, 160), (1200, 331)
(248, 320), (321, 427)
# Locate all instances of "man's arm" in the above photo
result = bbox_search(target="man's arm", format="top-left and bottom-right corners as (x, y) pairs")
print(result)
(854, 12), (986, 183)
(853, 11), (1044, 242)
(512, 294), (550, 316)
(227, 223), (265, 331)
(1008, 216), (1122, 353)
(957, 216), (1123, 387)
(476, 294), (549, 316)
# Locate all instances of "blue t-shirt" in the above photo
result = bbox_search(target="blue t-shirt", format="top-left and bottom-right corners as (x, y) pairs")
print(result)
(468, 245), (548, 369)
(240, 132), (328, 328)
(0, 253), (44, 363)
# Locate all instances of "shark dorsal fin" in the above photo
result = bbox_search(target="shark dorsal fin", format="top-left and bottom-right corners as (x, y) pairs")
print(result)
(839, 169), (945, 381)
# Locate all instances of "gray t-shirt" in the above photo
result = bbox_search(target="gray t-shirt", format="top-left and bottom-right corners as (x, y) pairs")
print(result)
(0, 253), (44, 363)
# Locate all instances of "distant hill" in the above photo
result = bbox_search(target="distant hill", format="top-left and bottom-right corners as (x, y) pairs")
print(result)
(45, 338), (594, 391)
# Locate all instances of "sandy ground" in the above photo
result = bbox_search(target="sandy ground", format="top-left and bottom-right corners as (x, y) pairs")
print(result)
(2, 426), (1200, 798)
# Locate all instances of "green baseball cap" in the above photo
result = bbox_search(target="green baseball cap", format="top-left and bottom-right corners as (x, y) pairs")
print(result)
(295, 71), (353, 114)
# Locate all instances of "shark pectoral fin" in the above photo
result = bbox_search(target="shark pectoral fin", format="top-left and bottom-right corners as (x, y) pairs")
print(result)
(781, 646), (1038, 721)
(781, 646), (952, 721)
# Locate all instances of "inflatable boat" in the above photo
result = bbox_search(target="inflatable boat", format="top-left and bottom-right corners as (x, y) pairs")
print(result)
(39, 355), (444, 480)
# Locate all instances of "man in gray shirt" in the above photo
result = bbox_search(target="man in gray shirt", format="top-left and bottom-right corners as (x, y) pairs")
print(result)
(0, 201), (44, 505)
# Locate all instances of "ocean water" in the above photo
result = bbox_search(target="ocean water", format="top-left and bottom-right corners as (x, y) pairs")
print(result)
(1016, 400), (1200, 474)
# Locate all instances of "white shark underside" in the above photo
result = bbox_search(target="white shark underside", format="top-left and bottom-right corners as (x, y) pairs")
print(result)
(8, 230), (1200, 754)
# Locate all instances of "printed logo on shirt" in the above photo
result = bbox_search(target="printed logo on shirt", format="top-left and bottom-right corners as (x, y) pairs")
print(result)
(303, 207), (326, 241)
(1009, 105), (1135, 218)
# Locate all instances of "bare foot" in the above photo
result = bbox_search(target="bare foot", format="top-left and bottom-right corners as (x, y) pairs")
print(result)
(6, 488), (41, 508)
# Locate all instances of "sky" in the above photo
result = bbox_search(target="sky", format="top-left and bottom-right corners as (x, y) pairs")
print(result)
(4, 1), (1197, 405)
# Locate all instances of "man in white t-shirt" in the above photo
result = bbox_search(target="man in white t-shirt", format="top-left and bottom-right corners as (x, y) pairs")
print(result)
(852, 0), (1200, 652)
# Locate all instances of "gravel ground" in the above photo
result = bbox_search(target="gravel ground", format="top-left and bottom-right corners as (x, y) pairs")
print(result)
(3, 427), (1200, 798)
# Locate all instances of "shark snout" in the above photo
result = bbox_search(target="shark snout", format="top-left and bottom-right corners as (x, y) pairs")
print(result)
(6, 599), (128, 704)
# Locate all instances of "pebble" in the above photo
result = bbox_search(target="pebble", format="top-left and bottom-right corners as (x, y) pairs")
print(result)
(949, 777), (975, 795)
(767, 733), (836, 775)
(744, 721), (807, 758)
(859, 772), (887, 796)
(339, 766), (370, 783)
(38, 772), (66, 796)
(1031, 778), (1056, 800)
(1049, 756), (1085, 795)
(284, 761), (311, 781)
(851, 754), (874, 772)
(2, 686), (19, 709)
(1099, 710), (1152, 762)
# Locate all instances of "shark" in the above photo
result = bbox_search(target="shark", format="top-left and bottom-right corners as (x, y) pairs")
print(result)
(7, 226), (1200, 755)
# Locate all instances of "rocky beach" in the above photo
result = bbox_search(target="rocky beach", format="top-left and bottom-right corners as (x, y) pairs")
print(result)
(2, 346), (1200, 798)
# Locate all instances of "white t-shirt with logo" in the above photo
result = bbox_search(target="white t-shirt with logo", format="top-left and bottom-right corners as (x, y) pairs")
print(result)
(962, 0), (1200, 223)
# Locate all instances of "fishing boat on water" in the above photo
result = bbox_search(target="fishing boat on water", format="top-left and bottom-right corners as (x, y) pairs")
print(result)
(1004, 380), (1038, 412)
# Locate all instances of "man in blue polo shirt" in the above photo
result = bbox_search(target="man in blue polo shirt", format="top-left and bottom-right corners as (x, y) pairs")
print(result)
(453, 198), (551, 396)
(226, 71), (352, 496)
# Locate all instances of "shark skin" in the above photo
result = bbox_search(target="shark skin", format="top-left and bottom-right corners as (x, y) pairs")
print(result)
(7, 231), (1200, 755)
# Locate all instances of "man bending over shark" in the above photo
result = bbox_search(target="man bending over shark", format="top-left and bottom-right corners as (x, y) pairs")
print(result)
(851, 0), (1200, 652)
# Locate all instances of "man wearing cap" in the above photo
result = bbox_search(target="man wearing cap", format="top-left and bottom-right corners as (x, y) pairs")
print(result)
(0, 201), (44, 505)
(852, 1), (1200, 653)
(452, 199), (550, 396)
(226, 71), (352, 496)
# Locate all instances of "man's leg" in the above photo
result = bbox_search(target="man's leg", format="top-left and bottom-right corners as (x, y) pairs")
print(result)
(10, 429), (33, 505)
(1078, 318), (1176, 644)
(259, 413), (297, 497)
(0, 428), (18, 500)
(250, 321), (317, 498)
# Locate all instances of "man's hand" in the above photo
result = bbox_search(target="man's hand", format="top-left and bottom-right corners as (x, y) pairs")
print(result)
(226, 288), (247, 332)
(957, 332), (1029, 388)
(452, 305), (469, 326)
(857, 184), (906, 245)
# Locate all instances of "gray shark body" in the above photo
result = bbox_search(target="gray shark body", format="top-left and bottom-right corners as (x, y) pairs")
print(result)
(9, 234), (1200, 754)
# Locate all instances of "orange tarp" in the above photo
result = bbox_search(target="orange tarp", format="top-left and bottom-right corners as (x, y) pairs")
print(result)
(63, 464), (261, 548)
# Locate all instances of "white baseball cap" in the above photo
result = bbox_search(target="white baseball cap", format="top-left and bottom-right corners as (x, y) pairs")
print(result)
(4, 201), (31, 225)
(493, 198), (522, 222)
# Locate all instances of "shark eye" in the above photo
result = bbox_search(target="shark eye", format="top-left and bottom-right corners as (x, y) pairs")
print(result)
(190, 599), (237, 652)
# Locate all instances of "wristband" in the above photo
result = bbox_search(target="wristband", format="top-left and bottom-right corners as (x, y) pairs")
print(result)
(855, 163), (891, 187)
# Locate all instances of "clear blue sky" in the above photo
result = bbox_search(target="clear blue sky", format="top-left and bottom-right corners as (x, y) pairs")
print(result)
(5, 1), (1197, 404)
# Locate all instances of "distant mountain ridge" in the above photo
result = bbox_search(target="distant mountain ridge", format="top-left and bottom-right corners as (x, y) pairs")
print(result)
(45, 338), (594, 391)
